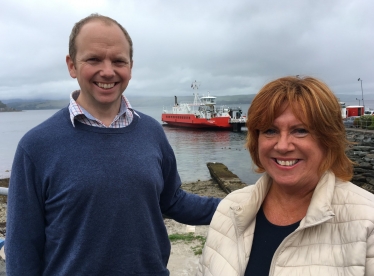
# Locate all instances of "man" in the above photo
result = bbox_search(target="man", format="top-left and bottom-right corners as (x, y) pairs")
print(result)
(6, 14), (220, 275)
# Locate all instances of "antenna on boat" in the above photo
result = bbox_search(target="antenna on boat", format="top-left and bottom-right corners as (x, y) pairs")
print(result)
(191, 80), (201, 106)
(191, 80), (200, 90)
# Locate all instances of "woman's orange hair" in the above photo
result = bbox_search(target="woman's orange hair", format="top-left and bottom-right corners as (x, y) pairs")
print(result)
(246, 76), (353, 181)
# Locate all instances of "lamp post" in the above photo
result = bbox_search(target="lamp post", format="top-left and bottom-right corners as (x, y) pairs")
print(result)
(358, 78), (364, 110)
(356, 98), (361, 105)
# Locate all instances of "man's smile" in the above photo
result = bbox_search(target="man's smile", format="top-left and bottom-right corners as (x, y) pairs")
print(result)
(95, 82), (117, 89)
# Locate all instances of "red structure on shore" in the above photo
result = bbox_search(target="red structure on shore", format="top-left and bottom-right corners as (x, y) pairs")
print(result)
(346, 106), (364, 117)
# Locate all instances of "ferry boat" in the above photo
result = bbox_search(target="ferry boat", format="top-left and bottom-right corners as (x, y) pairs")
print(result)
(161, 81), (247, 131)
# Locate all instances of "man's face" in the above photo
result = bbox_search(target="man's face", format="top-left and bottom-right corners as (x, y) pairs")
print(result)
(66, 20), (133, 113)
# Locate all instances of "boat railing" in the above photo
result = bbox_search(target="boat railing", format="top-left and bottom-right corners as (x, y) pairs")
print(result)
(229, 118), (247, 123)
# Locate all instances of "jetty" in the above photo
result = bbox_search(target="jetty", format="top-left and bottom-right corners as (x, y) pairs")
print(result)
(207, 162), (247, 193)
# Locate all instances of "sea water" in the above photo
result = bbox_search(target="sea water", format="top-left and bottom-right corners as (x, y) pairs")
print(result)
(0, 106), (261, 184)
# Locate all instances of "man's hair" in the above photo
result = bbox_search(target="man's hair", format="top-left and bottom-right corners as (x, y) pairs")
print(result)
(68, 13), (133, 64)
(245, 76), (354, 181)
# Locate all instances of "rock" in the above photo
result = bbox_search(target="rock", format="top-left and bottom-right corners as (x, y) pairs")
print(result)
(362, 172), (374, 178)
(352, 175), (367, 183)
(346, 129), (374, 194)
(361, 184), (374, 193)
(366, 154), (374, 159)
(367, 178), (374, 186)
(358, 162), (373, 169)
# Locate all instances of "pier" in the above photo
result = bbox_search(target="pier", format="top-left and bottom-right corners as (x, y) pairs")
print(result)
(206, 162), (247, 193)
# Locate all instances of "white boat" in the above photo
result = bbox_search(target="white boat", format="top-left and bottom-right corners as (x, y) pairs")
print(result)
(161, 81), (246, 131)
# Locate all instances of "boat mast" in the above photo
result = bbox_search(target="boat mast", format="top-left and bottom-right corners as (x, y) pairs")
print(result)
(191, 80), (201, 106)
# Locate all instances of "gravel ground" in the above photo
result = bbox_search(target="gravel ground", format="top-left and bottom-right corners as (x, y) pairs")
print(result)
(0, 178), (227, 275)
(166, 180), (227, 275)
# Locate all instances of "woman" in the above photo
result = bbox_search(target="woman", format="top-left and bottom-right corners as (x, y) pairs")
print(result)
(197, 76), (374, 276)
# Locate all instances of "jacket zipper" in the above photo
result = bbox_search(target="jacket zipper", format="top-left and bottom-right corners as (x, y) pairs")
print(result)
(268, 215), (334, 275)
(230, 207), (245, 276)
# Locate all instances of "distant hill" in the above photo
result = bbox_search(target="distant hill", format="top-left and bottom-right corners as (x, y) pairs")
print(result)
(6, 99), (69, 110)
(3, 94), (256, 110)
(0, 100), (18, 112)
(2, 93), (371, 111)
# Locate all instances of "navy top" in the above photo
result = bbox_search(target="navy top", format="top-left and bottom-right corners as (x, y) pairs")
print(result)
(6, 107), (221, 276)
(245, 207), (300, 276)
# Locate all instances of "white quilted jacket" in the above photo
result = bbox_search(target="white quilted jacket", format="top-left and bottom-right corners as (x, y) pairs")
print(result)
(197, 171), (374, 276)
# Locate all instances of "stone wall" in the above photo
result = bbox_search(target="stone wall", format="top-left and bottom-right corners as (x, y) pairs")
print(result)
(346, 129), (374, 194)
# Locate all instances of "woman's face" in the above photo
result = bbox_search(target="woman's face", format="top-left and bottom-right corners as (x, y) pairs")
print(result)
(258, 104), (325, 192)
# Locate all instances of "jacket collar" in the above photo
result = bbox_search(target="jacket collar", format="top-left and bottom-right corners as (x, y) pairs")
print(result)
(300, 171), (336, 228)
(230, 174), (271, 234)
(231, 171), (336, 235)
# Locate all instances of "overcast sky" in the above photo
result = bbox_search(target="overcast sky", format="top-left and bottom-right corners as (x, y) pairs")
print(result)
(1, 0), (373, 102)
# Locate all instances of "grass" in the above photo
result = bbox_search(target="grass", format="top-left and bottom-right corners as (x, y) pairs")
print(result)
(168, 233), (206, 255)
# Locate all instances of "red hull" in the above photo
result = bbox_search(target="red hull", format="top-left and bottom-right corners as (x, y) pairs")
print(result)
(161, 113), (232, 129)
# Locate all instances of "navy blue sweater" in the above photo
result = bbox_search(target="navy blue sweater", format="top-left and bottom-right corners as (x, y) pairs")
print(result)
(6, 107), (220, 275)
